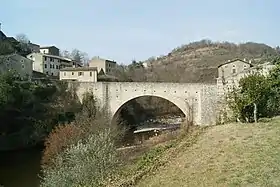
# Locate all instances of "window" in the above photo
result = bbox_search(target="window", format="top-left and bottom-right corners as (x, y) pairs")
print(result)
(51, 73), (54, 76)
(90, 72), (92, 76)
(7, 58), (10, 61)
(72, 72), (74, 75)
(50, 64), (52, 68)
(46, 71), (48, 75)
(44, 57), (47, 61)
(21, 59), (24, 63)
(232, 64), (236, 67)
(78, 72), (83, 76)
(22, 64), (25, 69)
(50, 58), (53, 62)
(64, 72), (66, 76)
(56, 65), (59, 69)
(232, 69), (236, 74)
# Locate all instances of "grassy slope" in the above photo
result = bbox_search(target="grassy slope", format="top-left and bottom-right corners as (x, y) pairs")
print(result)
(137, 117), (280, 187)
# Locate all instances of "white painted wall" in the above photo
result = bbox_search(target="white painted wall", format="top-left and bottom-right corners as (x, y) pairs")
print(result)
(60, 70), (97, 82)
(27, 53), (73, 76)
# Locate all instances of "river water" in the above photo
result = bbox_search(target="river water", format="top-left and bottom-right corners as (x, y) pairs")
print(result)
(0, 131), (157, 187)
(0, 118), (182, 187)
(0, 147), (42, 187)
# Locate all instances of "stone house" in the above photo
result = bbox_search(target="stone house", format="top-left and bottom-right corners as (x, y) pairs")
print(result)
(217, 58), (253, 79)
(0, 31), (7, 41)
(28, 42), (40, 53)
(27, 52), (76, 77)
(59, 67), (98, 82)
(89, 56), (117, 75)
(39, 46), (60, 56)
(217, 58), (276, 96)
(0, 54), (33, 79)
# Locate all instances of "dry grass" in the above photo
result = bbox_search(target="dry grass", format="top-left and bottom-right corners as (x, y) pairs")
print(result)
(137, 116), (280, 187)
(108, 126), (204, 187)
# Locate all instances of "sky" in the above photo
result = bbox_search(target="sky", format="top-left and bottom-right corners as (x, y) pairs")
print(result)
(1, 0), (280, 64)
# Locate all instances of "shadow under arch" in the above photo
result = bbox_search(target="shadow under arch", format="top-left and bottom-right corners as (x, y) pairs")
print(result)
(112, 95), (187, 127)
(112, 95), (188, 146)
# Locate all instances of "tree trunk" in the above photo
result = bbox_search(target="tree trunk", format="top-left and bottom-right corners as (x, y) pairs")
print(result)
(253, 103), (257, 123)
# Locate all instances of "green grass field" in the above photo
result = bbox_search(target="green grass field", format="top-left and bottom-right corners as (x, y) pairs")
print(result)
(136, 117), (280, 187)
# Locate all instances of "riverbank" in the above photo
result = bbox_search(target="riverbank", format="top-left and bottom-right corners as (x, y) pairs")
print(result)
(11, 116), (280, 186)
(133, 117), (280, 186)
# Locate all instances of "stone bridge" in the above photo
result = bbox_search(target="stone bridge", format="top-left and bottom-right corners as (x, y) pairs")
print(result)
(72, 82), (218, 126)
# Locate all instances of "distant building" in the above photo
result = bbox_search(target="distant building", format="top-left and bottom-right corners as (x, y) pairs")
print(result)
(40, 46), (60, 56)
(217, 58), (276, 96)
(217, 58), (253, 79)
(89, 56), (116, 75)
(28, 42), (40, 53)
(0, 30), (18, 44)
(0, 31), (7, 41)
(27, 52), (74, 77)
(259, 62), (275, 76)
(142, 62), (148, 68)
(72, 60), (83, 68)
(0, 54), (33, 79)
(59, 67), (97, 82)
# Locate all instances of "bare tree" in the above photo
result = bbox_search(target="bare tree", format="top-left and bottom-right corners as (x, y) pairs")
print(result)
(60, 50), (71, 58)
(61, 49), (89, 65)
(16, 34), (30, 44)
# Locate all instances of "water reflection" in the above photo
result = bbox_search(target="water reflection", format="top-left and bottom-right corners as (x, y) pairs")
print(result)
(0, 147), (42, 187)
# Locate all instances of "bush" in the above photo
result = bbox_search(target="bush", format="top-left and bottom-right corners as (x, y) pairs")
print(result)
(227, 61), (280, 122)
(0, 72), (80, 148)
(40, 91), (125, 186)
(40, 130), (119, 187)
(41, 124), (83, 168)
(227, 73), (273, 122)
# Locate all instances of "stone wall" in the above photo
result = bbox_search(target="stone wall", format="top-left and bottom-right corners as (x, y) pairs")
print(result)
(73, 82), (218, 126)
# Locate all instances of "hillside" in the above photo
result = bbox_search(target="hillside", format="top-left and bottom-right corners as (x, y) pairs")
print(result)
(136, 117), (280, 187)
(137, 40), (280, 83)
(111, 40), (280, 122)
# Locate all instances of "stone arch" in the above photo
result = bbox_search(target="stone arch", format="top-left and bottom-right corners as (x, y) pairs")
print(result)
(111, 93), (194, 123)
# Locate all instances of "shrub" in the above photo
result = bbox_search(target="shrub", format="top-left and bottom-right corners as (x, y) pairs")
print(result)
(40, 127), (120, 187)
(41, 92), (100, 168)
(40, 91), (125, 186)
(41, 124), (83, 168)
(227, 73), (274, 122)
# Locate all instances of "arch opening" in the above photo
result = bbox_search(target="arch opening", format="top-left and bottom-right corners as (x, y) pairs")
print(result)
(112, 95), (187, 146)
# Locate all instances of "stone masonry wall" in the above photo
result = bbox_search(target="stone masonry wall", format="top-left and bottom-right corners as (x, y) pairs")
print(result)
(73, 82), (218, 126)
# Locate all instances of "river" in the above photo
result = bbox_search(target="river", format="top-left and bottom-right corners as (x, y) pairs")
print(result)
(0, 117), (182, 187)
(0, 147), (43, 187)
